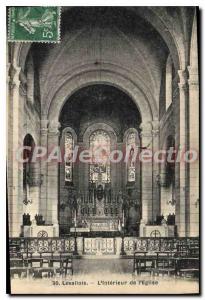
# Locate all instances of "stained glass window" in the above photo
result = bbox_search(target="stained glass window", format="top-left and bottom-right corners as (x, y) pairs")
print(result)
(89, 130), (110, 183)
(127, 132), (136, 182)
(65, 132), (74, 182)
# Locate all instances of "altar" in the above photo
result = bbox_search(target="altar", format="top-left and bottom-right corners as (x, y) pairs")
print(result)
(90, 218), (119, 231)
(70, 217), (119, 233)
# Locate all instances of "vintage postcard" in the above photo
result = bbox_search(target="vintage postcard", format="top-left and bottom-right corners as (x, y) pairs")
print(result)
(7, 6), (200, 294)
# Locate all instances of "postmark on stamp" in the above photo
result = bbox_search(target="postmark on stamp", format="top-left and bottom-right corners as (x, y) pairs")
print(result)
(8, 6), (61, 43)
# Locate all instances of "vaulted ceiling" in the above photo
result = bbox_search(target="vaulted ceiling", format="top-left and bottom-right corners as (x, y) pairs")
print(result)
(20, 7), (195, 119)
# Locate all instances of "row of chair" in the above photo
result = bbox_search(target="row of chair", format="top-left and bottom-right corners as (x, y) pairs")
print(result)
(10, 252), (73, 279)
(133, 251), (199, 278)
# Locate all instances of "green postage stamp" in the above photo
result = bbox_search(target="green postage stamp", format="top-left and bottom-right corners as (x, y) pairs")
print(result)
(8, 6), (61, 42)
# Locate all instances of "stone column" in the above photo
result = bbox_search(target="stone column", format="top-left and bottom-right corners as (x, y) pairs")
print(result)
(188, 66), (199, 236)
(7, 63), (13, 237)
(46, 121), (60, 232)
(39, 119), (48, 221)
(160, 161), (168, 215)
(8, 65), (26, 237)
(151, 120), (160, 220)
(175, 70), (188, 237)
(140, 122), (153, 224)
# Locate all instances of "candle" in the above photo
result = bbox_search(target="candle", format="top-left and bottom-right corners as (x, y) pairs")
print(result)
(74, 210), (77, 227)
(118, 219), (121, 231)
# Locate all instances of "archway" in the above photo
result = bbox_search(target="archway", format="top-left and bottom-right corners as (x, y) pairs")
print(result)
(46, 68), (155, 124)
(57, 84), (143, 236)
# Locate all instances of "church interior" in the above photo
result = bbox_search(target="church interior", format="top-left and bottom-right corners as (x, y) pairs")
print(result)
(8, 7), (199, 286)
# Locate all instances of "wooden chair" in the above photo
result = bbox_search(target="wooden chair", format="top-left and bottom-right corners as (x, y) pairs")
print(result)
(10, 257), (28, 279)
(9, 240), (21, 259)
(177, 257), (199, 278)
(60, 253), (73, 277)
(27, 257), (43, 278)
(49, 252), (73, 278)
(189, 246), (199, 258)
(133, 252), (157, 275)
(38, 252), (55, 278)
(51, 254), (62, 278)
(177, 243), (189, 257)
(133, 251), (146, 275)
(152, 252), (176, 277)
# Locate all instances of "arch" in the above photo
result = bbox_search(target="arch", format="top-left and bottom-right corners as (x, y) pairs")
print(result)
(83, 123), (117, 149)
(22, 134), (36, 206)
(46, 69), (153, 125)
(189, 12), (198, 70)
(123, 128), (140, 144)
(21, 129), (39, 148)
(161, 124), (175, 152)
(44, 62), (157, 117)
(23, 134), (36, 160)
(60, 127), (77, 145)
(138, 7), (183, 70)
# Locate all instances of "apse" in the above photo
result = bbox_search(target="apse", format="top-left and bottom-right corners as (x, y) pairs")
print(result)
(58, 84), (142, 236)
(59, 84), (142, 140)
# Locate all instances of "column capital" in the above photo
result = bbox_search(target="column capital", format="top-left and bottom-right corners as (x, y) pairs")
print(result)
(139, 122), (152, 136)
(40, 119), (49, 134)
(151, 120), (160, 137)
(10, 65), (27, 95)
(12, 65), (21, 88)
(7, 63), (11, 84)
(48, 121), (61, 136)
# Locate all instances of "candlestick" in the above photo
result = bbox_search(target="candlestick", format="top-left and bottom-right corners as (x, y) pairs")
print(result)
(118, 219), (121, 231)
(122, 209), (125, 227)
(74, 209), (77, 227)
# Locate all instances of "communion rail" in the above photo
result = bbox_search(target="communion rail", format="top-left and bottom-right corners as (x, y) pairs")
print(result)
(9, 237), (199, 256)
